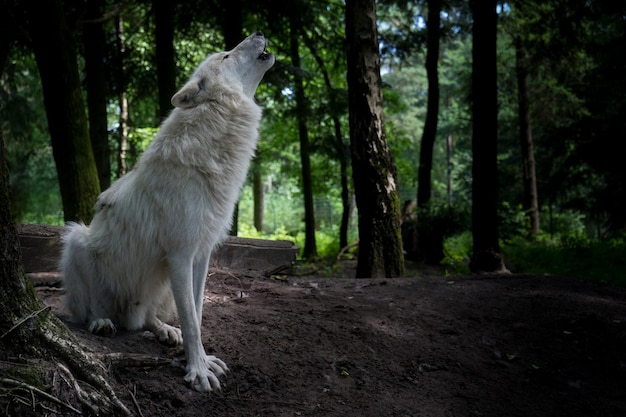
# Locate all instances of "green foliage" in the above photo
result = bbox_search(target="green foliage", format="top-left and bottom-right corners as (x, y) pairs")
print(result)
(498, 202), (530, 242)
(238, 222), (355, 260)
(503, 235), (626, 286)
(2, 0), (626, 281)
(1, 50), (63, 223)
(441, 231), (472, 275)
(442, 207), (623, 284)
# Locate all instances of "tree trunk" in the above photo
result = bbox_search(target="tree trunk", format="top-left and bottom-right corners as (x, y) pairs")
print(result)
(82, 0), (111, 190)
(469, 0), (507, 273)
(253, 170), (264, 232)
(446, 132), (453, 205)
(25, 0), (101, 223)
(338, 136), (351, 251)
(417, 0), (442, 208)
(290, 11), (317, 259)
(115, 13), (129, 177)
(221, 0), (243, 50)
(345, 0), (405, 278)
(300, 30), (351, 250)
(0, 129), (129, 416)
(515, 39), (540, 238)
(154, 0), (177, 121)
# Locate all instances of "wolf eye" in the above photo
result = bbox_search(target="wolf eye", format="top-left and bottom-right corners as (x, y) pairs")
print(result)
(223, 54), (229, 60)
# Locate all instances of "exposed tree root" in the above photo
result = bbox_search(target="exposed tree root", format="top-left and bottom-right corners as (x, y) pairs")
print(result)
(38, 318), (131, 416)
(98, 352), (171, 369)
(0, 306), (51, 341)
(1, 308), (132, 416)
(1, 376), (82, 414)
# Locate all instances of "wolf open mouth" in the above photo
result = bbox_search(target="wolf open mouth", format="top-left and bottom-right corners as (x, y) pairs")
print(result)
(258, 42), (272, 61)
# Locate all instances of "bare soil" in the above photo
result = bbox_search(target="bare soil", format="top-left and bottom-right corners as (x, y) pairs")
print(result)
(35, 263), (626, 417)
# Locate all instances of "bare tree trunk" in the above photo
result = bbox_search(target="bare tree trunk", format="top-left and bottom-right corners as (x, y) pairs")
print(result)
(115, 13), (129, 177)
(253, 170), (264, 232)
(346, 0), (405, 278)
(469, 0), (507, 273)
(26, 0), (100, 223)
(0, 127), (129, 416)
(290, 11), (317, 259)
(301, 30), (351, 250)
(417, 0), (442, 208)
(446, 132), (453, 205)
(338, 137), (351, 250)
(515, 39), (540, 238)
(82, 0), (111, 190)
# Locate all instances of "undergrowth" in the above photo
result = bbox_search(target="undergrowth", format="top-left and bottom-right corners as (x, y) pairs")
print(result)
(442, 231), (626, 286)
(502, 235), (626, 286)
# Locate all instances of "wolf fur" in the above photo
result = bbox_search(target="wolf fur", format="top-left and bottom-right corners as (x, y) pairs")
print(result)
(60, 32), (274, 392)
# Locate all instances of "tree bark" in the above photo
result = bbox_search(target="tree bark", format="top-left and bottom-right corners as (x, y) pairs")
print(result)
(82, 0), (111, 190)
(154, 0), (177, 121)
(290, 11), (317, 259)
(346, 0), (404, 278)
(115, 13), (129, 177)
(0, 127), (129, 416)
(446, 132), (453, 204)
(25, 0), (101, 223)
(301, 30), (351, 250)
(469, 0), (506, 273)
(253, 170), (264, 232)
(515, 39), (540, 238)
(417, 0), (442, 208)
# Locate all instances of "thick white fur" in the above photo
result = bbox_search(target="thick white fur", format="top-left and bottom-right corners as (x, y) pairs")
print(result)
(60, 32), (274, 392)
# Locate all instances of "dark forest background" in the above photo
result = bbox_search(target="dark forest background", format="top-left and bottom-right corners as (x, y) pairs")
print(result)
(1, 0), (625, 281)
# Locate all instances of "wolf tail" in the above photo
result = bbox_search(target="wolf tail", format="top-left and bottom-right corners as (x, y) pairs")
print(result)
(59, 222), (93, 323)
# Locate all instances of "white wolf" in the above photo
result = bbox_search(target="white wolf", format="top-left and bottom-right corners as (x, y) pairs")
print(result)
(60, 32), (274, 392)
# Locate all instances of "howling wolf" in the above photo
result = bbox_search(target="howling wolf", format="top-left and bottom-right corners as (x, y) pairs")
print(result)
(60, 32), (274, 392)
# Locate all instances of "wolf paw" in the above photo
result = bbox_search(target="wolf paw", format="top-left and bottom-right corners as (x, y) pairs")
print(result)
(184, 355), (229, 392)
(204, 355), (229, 377)
(153, 323), (183, 346)
(88, 318), (117, 336)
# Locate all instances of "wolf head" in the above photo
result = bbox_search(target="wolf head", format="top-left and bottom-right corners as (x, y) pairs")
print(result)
(171, 32), (275, 108)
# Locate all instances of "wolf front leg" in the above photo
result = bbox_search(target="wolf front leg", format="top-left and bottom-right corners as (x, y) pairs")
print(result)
(192, 254), (211, 324)
(168, 252), (228, 392)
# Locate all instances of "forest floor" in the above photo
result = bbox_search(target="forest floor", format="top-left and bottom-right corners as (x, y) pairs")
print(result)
(35, 261), (626, 417)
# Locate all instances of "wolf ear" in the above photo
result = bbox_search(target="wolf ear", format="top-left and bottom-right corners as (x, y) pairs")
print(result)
(171, 78), (208, 109)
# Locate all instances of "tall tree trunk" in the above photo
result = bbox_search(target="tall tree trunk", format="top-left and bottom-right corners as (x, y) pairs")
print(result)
(345, 0), (405, 278)
(290, 11), (317, 259)
(469, 0), (507, 273)
(301, 30), (351, 250)
(417, 0), (442, 208)
(0, 126), (129, 416)
(446, 131), (453, 205)
(82, 0), (111, 190)
(338, 135), (351, 251)
(253, 170), (264, 232)
(26, 0), (100, 223)
(154, 0), (176, 121)
(221, 0), (243, 50)
(115, 13), (129, 177)
(515, 39), (540, 238)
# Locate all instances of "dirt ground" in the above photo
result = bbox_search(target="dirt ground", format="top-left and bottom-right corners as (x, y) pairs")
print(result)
(34, 263), (626, 417)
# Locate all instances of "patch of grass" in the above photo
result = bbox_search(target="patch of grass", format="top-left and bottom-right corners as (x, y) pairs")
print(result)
(503, 235), (626, 286)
